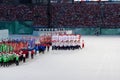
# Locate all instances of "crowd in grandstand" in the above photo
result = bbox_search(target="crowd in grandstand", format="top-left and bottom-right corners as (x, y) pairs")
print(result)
(0, 2), (119, 27)
(51, 3), (120, 27)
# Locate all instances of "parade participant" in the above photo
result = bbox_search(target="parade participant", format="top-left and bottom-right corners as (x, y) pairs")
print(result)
(34, 44), (39, 54)
(0, 53), (2, 66)
(62, 41), (65, 50)
(23, 53), (26, 63)
(66, 41), (70, 50)
(19, 50), (23, 62)
(41, 44), (46, 54)
(56, 41), (59, 50)
(21, 49), (27, 63)
(64, 41), (67, 50)
(53, 42), (56, 50)
(36, 44), (39, 54)
(59, 41), (63, 50)
(3, 54), (7, 67)
(82, 40), (84, 49)
(75, 40), (79, 49)
(15, 54), (19, 66)
(70, 40), (73, 50)
(77, 40), (81, 49)
(9, 52), (14, 65)
(0, 44), (3, 53)
(47, 43), (50, 52)
(1, 43), (5, 53)
(38, 44), (42, 53)
(72, 40), (76, 50)
(25, 49), (29, 58)
(8, 53), (13, 65)
(12, 52), (16, 65)
(6, 53), (10, 67)
(52, 41), (56, 50)
(31, 50), (34, 59)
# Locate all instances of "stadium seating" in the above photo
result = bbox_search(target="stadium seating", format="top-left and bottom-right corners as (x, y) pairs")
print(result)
(103, 4), (120, 27)
(0, 2), (119, 27)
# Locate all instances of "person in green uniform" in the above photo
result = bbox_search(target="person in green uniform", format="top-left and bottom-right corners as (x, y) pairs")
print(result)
(6, 54), (11, 66)
(0, 53), (3, 66)
(6, 45), (9, 53)
(3, 55), (7, 67)
(2, 44), (7, 53)
(0, 44), (2, 52)
(9, 46), (13, 52)
(4, 44), (7, 52)
(9, 54), (13, 65)
(1, 44), (4, 52)
(11, 53), (15, 64)
(6, 54), (9, 67)
(15, 54), (19, 66)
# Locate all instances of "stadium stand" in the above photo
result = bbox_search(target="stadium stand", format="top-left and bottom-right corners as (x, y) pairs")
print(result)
(0, 2), (119, 27)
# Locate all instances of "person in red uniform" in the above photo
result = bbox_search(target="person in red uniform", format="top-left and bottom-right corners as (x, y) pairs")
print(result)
(25, 49), (29, 58)
(22, 49), (28, 62)
(82, 40), (84, 49)
(19, 50), (23, 62)
(23, 53), (26, 63)
(31, 50), (35, 59)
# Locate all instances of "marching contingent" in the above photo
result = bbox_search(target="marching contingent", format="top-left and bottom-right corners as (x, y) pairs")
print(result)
(52, 34), (84, 50)
(0, 31), (84, 67)
(0, 39), (47, 67)
(52, 40), (82, 50)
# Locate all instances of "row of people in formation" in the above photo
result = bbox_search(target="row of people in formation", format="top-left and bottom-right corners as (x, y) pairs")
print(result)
(52, 40), (84, 50)
(0, 41), (84, 67)
(0, 44), (48, 67)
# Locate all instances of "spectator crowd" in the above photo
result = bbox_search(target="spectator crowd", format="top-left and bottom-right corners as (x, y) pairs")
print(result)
(0, 2), (119, 27)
